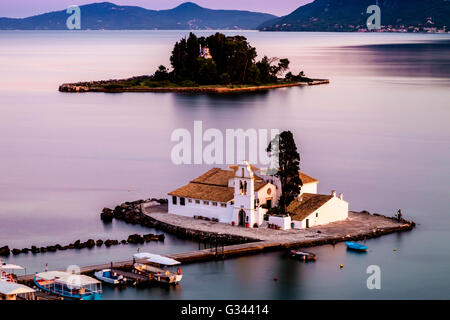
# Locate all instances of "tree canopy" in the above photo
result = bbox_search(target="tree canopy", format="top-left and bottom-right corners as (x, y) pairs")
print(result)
(267, 131), (303, 214)
(153, 32), (295, 85)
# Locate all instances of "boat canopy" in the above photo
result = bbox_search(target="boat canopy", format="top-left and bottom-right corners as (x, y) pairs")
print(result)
(133, 252), (181, 266)
(0, 281), (35, 295)
(0, 263), (25, 270)
(35, 271), (101, 287)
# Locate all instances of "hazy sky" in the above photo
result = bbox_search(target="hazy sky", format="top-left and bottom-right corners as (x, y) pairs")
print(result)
(0, 0), (313, 18)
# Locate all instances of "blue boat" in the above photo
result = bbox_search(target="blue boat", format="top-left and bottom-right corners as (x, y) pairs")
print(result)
(34, 271), (102, 300)
(345, 241), (368, 252)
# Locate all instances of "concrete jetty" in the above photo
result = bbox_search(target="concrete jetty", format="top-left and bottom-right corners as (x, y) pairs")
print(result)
(143, 206), (414, 243)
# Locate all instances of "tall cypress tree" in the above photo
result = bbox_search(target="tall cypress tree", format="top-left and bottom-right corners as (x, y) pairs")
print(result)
(267, 131), (303, 214)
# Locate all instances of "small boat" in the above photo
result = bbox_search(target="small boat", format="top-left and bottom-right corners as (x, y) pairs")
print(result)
(0, 260), (25, 282)
(34, 271), (102, 300)
(94, 269), (126, 286)
(290, 250), (317, 262)
(346, 241), (368, 252)
(133, 252), (182, 285)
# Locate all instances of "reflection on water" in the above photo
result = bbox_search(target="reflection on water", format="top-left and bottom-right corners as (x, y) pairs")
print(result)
(0, 31), (449, 299)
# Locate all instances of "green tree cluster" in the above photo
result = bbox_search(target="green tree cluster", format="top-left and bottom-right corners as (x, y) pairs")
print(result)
(152, 32), (293, 85)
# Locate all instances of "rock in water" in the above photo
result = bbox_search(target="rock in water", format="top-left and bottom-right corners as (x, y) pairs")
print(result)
(127, 234), (144, 244)
(100, 208), (114, 222)
(85, 239), (95, 248)
(0, 246), (10, 256)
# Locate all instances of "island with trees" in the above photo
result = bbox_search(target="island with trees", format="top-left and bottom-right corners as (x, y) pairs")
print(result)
(59, 32), (329, 93)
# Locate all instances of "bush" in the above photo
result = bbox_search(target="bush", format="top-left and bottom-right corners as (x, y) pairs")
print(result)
(179, 80), (198, 87)
(219, 73), (231, 84)
(197, 58), (218, 84)
(103, 84), (123, 90)
(153, 65), (170, 81)
(267, 206), (284, 216)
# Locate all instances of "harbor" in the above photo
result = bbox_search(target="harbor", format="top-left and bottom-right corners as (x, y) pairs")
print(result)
(14, 208), (414, 295)
(6, 168), (416, 300)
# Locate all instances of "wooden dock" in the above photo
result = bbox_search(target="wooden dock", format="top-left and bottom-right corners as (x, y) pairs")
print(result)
(17, 233), (411, 284)
(35, 291), (62, 300)
(110, 269), (147, 281)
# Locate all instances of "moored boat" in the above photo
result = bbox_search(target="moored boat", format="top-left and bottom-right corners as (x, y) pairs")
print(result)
(94, 269), (126, 285)
(34, 271), (102, 300)
(290, 250), (317, 261)
(0, 260), (25, 282)
(0, 281), (36, 300)
(346, 241), (368, 252)
(133, 252), (182, 285)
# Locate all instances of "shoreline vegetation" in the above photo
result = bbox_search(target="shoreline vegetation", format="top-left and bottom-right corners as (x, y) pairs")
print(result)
(59, 78), (329, 93)
(58, 32), (329, 93)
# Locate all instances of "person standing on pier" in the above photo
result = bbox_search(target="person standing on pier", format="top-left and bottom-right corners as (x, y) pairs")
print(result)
(397, 209), (403, 222)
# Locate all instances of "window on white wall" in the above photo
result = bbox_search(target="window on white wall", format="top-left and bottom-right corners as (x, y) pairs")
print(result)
(172, 196), (177, 205)
(180, 197), (185, 206)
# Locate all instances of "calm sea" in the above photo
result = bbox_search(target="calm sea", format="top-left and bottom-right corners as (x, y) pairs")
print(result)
(0, 31), (449, 299)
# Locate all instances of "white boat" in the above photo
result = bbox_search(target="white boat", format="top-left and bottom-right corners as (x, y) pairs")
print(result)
(133, 252), (183, 285)
(94, 269), (126, 285)
(34, 271), (102, 300)
(0, 260), (25, 282)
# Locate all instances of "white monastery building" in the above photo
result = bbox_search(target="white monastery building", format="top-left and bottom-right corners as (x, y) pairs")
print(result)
(200, 45), (212, 59)
(168, 161), (348, 230)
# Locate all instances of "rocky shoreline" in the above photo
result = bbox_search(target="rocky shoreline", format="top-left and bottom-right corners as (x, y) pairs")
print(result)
(0, 232), (165, 257)
(58, 80), (330, 94)
(102, 198), (259, 245)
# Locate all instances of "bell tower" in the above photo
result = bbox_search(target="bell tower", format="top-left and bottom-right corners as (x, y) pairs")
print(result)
(232, 161), (256, 227)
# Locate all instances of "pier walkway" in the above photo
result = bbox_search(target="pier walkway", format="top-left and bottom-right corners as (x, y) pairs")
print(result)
(143, 207), (413, 243)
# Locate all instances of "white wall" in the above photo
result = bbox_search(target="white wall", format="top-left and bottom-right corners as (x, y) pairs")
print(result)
(259, 174), (282, 200)
(255, 183), (277, 208)
(292, 196), (348, 229)
(168, 196), (234, 223)
(269, 215), (292, 230)
(300, 182), (318, 194)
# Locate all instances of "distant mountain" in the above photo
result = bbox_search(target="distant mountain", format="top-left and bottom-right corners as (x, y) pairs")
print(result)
(258, 0), (450, 32)
(0, 2), (277, 30)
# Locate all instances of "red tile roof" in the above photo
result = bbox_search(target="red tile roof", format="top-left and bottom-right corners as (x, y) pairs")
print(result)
(287, 193), (332, 221)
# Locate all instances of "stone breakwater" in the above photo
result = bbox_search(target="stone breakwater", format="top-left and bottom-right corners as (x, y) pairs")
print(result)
(0, 233), (164, 257)
(58, 80), (330, 94)
(102, 199), (258, 245)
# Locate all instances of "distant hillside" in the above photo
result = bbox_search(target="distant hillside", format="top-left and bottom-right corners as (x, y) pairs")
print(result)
(0, 2), (277, 30)
(258, 0), (450, 32)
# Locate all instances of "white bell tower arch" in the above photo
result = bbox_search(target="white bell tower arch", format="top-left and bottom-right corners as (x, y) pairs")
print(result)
(232, 161), (256, 227)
